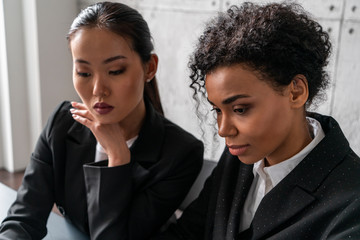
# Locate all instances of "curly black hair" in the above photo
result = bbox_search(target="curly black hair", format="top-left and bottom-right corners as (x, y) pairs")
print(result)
(189, 2), (332, 114)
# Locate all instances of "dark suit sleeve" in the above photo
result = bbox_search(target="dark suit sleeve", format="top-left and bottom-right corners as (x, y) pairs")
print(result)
(153, 162), (218, 240)
(0, 102), (67, 239)
(83, 139), (204, 240)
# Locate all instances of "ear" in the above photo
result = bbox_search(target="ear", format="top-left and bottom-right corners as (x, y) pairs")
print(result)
(289, 74), (309, 109)
(144, 54), (158, 82)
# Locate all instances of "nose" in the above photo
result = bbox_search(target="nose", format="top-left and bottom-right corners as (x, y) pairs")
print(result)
(217, 114), (238, 138)
(93, 75), (110, 98)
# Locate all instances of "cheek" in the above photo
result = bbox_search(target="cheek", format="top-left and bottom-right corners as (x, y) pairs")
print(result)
(117, 81), (143, 102)
(73, 77), (80, 93)
(73, 78), (83, 96)
(122, 72), (145, 98)
(252, 103), (292, 143)
(73, 78), (91, 102)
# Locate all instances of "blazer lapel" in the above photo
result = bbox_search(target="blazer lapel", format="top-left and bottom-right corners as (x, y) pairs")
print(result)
(130, 98), (164, 167)
(225, 161), (254, 240)
(212, 151), (254, 240)
(66, 121), (96, 166)
(243, 186), (315, 239)
(237, 113), (350, 240)
(127, 99), (165, 190)
(64, 120), (96, 229)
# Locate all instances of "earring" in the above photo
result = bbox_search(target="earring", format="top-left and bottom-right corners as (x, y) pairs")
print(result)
(146, 79), (152, 83)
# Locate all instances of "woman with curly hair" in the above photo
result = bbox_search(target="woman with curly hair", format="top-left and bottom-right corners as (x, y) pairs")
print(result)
(155, 2), (360, 239)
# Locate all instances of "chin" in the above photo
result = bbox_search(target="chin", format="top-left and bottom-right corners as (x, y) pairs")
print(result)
(94, 116), (118, 125)
(237, 156), (262, 165)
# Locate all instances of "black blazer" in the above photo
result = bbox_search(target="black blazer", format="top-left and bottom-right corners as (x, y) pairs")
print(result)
(0, 100), (204, 240)
(156, 113), (360, 240)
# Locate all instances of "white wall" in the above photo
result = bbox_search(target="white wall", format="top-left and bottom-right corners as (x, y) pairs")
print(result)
(0, 0), (9, 170)
(35, 0), (79, 126)
(332, 0), (360, 153)
(0, 0), (78, 172)
(0, 0), (32, 171)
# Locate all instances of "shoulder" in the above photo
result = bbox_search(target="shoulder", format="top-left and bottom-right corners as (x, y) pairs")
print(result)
(335, 149), (360, 185)
(31, 101), (82, 163)
(131, 104), (204, 171)
(42, 101), (77, 140)
(162, 117), (204, 152)
(312, 148), (360, 209)
(321, 150), (360, 227)
(161, 116), (204, 167)
(141, 100), (203, 152)
(154, 116), (204, 174)
(46, 101), (72, 125)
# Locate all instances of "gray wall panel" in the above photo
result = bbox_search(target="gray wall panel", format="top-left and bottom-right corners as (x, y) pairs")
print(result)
(332, 20), (360, 154)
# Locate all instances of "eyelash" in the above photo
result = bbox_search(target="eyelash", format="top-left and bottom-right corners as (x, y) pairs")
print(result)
(76, 68), (125, 77)
(234, 107), (247, 114)
(109, 69), (125, 75)
(211, 107), (221, 113)
(210, 106), (248, 115)
(76, 72), (91, 77)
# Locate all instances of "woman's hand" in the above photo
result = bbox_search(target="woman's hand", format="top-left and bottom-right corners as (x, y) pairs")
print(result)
(70, 101), (130, 167)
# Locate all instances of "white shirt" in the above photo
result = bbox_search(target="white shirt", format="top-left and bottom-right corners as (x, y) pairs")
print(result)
(239, 117), (325, 231)
(94, 136), (138, 162)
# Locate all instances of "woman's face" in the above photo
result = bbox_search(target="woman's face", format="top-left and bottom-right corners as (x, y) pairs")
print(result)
(70, 28), (147, 125)
(206, 64), (302, 166)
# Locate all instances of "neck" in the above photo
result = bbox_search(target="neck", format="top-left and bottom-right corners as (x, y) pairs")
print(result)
(266, 113), (313, 166)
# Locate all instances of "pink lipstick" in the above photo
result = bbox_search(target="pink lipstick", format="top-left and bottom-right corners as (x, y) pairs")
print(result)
(93, 102), (114, 115)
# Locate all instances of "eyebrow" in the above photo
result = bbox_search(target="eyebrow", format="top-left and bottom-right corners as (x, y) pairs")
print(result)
(207, 94), (250, 105)
(75, 55), (127, 65)
(103, 55), (127, 64)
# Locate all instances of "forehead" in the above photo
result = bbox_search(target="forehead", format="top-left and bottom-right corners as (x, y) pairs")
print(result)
(70, 28), (134, 58)
(205, 64), (278, 103)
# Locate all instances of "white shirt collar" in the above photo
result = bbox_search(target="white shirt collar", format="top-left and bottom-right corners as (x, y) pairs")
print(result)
(95, 135), (138, 162)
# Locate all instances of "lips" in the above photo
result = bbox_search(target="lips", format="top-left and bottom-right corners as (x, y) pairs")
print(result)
(93, 102), (114, 115)
(227, 144), (250, 156)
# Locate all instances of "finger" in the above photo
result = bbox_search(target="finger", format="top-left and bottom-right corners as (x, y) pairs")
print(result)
(70, 108), (94, 121)
(71, 101), (87, 110)
(72, 113), (93, 128)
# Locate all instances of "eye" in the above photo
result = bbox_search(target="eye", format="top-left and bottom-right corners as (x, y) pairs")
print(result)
(109, 69), (125, 75)
(211, 107), (221, 114)
(76, 72), (91, 77)
(234, 107), (247, 114)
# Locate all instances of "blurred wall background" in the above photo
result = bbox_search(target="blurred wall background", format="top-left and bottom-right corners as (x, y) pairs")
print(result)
(0, 0), (359, 172)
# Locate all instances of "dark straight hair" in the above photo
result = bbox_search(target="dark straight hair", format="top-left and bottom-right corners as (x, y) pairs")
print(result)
(67, 1), (164, 115)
